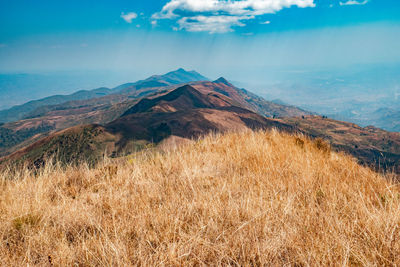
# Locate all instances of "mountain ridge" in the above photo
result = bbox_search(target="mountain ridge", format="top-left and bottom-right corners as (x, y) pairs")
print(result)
(1, 84), (296, 167)
(1, 83), (399, 175)
(0, 87), (113, 123)
(0, 73), (311, 158)
(0, 68), (208, 123)
(1, 69), (398, 174)
(111, 68), (208, 94)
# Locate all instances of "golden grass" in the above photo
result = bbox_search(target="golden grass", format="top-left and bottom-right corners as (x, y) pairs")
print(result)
(0, 130), (399, 266)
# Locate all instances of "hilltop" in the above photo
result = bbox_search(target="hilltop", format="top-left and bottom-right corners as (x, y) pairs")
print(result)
(0, 130), (399, 265)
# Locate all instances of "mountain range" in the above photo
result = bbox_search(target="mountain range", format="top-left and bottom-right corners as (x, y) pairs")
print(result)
(0, 68), (399, 174)
(0, 69), (309, 157)
(0, 68), (208, 123)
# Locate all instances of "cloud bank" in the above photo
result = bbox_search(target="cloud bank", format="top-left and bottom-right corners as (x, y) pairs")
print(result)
(152, 0), (315, 33)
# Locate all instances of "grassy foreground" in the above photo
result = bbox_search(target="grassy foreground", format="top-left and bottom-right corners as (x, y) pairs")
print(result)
(0, 130), (399, 266)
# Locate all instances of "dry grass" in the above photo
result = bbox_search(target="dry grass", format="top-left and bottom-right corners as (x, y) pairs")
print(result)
(0, 130), (399, 266)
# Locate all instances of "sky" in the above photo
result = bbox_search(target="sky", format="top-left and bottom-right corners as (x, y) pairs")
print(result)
(0, 0), (400, 80)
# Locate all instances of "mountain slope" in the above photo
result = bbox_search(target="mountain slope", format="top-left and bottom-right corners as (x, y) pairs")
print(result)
(282, 116), (400, 173)
(0, 99), (136, 157)
(5, 124), (118, 168)
(122, 84), (234, 115)
(1, 85), (294, 166)
(109, 106), (293, 144)
(0, 87), (112, 123)
(191, 78), (312, 118)
(3, 70), (398, 174)
(0, 76), (312, 158)
(1, 130), (399, 265)
(0, 69), (208, 123)
(2, 84), (399, 174)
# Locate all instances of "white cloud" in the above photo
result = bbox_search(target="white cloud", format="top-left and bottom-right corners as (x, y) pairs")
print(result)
(261, 20), (271, 25)
(121, 12), (138, 23)
(178, 15), (252, 33)
(339, 0), (369, 6)
(152, 0), (315, 33)
(154, 0), (316, 18)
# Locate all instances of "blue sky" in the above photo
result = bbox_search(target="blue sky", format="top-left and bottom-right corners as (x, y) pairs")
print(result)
(0, 0), (399, 79)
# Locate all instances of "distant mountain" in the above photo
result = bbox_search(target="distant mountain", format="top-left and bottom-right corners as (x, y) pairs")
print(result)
(0, 87), (112, 123)
(192, 78), (312, 118)
(0, 68), (208, 123)
(0, 72), (130, 111)
(107, 85), (292, 144)
(0, 99), (135, 157)
(2, 84), (399, 175)
(2, 85), (294, 167)
(0, 75), (311, 158)
(122, 84), (235, 115)
(329, 106), (400, 132)
(214, 77), (232, 86)
(356, 107), (400, 132)
(112, 68), (208, 94)
(371, 108), (400, 132)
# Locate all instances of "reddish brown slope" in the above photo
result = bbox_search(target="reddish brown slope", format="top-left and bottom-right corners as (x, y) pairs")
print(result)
(0, 78), (310, 158)
(1, 85), (294, 167)
(283, 116), (400, 173)
(109, 106), (293, 144)
(191, 78), (311, 118)
(122, 84), (235, 115)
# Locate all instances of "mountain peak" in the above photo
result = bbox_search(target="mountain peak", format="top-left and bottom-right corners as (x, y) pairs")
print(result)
(122, 85), (213, 116)
(163, 68), (208, 82)
(171, 68), (186, 73)
(114, 68), (209, 94)
(214, 77), (232, 86)
(164, 68), (187, 76)
(170, 68), (195, 75)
